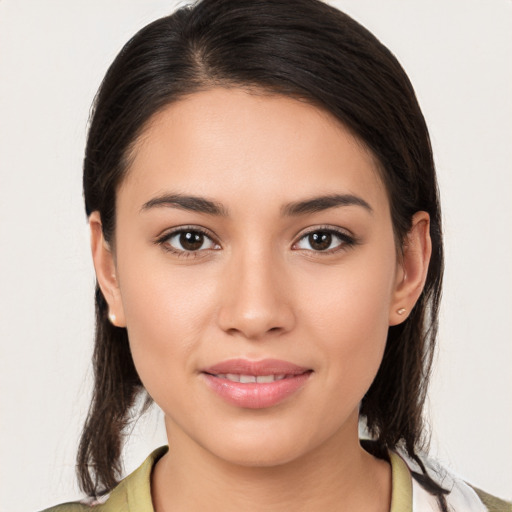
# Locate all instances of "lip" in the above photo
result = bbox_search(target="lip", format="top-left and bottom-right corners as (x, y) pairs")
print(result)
(201, 358), (312, 409)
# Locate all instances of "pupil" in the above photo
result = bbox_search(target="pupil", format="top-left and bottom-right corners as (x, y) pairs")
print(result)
(309, 232), (331, 251)
(180, 231), (203, 251)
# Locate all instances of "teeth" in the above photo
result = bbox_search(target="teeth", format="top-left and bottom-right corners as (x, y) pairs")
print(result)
(216, 374), (288, 383)
(256, 375), (275, 383)
(239, 375), (257, 383)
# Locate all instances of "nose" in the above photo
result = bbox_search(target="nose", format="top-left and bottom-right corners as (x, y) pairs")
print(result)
(216, 247), (296, 340)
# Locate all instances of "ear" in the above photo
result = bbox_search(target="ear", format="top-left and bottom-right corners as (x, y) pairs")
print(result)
(89, 211), (126, 327)
(389, 211), (432, 326)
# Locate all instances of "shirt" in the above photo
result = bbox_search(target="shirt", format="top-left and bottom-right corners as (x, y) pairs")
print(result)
(41, 446), (511, 512)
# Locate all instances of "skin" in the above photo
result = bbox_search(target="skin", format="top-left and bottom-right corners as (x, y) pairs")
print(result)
(91, 88), (431, 511)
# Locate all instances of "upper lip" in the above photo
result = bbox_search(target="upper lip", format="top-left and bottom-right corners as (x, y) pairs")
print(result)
(202, 358), (311, 376)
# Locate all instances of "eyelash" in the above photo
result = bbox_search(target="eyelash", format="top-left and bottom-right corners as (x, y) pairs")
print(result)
(155, 225), (357, 258)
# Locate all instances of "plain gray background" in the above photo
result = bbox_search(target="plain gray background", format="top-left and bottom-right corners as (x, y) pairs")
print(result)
(0, 1), (511, 510)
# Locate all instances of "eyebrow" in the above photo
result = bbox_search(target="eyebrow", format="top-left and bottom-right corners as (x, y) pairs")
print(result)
(141, 193), (228, 216)
(281, 194), (373, 216)
(140, 192), (372, 217)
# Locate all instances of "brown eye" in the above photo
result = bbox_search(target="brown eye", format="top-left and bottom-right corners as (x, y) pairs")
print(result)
(308, 232), (332, 251)
(164, 229), (218, 252)
(294, 229), (353, 252)
(180, 231), (204, 251)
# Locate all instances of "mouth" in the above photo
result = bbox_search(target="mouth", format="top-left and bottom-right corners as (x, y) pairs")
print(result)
(208, 373), (289, 383)
(201, 359), (313, 409)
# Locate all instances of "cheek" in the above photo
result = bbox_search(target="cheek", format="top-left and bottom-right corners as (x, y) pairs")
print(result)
(116, 253), (219, 393)
(308, 282), (389, 370)
(299, 253), (396, 339)
(119, 236), (218, 326)
(298, 251), (396, 391)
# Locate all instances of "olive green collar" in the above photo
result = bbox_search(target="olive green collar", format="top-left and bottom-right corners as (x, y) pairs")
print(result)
(100, 446), (412, 512)
(389, 451), (413, 512)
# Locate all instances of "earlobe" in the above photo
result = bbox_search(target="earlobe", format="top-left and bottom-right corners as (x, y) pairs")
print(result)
(389, 211), (432, 326)
(89, 212), (126, 327)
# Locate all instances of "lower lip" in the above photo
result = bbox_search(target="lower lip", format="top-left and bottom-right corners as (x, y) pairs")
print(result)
(202, 372), (312, 409)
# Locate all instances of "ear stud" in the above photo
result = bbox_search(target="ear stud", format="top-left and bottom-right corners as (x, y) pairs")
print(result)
(108, 312), (117, 324)
(397, 308), (406, 315)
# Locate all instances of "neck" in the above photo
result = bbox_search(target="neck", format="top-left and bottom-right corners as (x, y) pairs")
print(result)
(151, 415), (391, 512)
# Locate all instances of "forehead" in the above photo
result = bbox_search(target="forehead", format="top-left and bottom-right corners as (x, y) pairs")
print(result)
(119, 87), (388, 214)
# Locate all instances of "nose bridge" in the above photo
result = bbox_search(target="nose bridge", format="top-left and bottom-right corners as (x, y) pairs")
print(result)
(217, 241), (294, 339)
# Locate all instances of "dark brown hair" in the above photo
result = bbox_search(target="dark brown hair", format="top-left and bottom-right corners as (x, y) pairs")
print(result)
(79, 0), (445, 506)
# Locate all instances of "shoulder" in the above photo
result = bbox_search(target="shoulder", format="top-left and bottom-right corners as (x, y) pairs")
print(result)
(40, 504), (92, 512)
(393, 448), (512, 512)
(39, 496), (114, 512)
(471, 487), (512, 512)
(39, 446), (168, 512)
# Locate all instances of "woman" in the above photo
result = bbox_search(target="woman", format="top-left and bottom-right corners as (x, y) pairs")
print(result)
(42, 0), (511, 510)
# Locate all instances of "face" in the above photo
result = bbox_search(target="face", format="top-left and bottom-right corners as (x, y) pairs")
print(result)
(92, 88), (429, 468)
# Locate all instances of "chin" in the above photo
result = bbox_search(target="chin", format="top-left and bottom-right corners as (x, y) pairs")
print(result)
(195, 418), (326, 469)
(211, 440), (307, 468)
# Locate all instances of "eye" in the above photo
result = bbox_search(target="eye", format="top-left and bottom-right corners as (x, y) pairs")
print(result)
(294, 229), (354, 252)
(159, 228), (220, 253)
